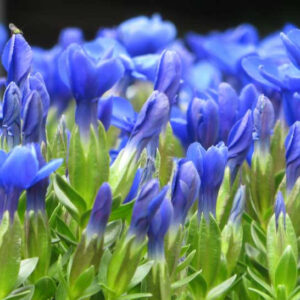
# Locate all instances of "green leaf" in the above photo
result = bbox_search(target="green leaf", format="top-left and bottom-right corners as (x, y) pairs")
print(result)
(206, 275), (236, 299)
(274, 246), (297, 294)
(246, 267), (274, 296)
(176, 250), (196, 273)
(0, 216), (22, 299)
(104, 220), (122, 248)
(53, 174), (86, 221)
(110, 201), (134, 222)
(118, 293), (152, 300)
(4, 286), (34, 300)
(32, 276), (56, 300)
(171, 270), (202, 291)
(15, 257), (39, 287)
(71, 265), (95, 299)
(128, 260), (154, 290)
(248, 288), (273, 300)
(55, 217), (77, 245)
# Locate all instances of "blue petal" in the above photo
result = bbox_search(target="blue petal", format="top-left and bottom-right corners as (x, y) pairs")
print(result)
(0, 146), (38, 189)
(31, 158), (63, 186)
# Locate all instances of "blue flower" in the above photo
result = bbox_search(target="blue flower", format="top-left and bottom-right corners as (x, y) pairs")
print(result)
(238, 83), (259, 119)
(187, 97), (219, 149)
(148, 198), (173, 260)
(187, 142), (228, 220)
(123, 168), (142, 204)
(0, 145), (62, 220)
(117, 14), (176, 56)
(171, 159), (200, 226)
(217, 83), (239, 142)
(32, 46), (71, 113)
(0, 24), (8, 54)
(274, 191), (286, 229)
(253, 95), (275, 152)
(154, 50), (182, 104)
(229, 185), (246, 225)
(2, 32), (32, 85)
(59, 43), (125, 135)
(1, 82), (21, 147)
(58, 27), (84, 49)
(86, 182), (112, 241)
(127, 91), (169, 157)
(282, 91), (300, 126)
(227, 110), (253, 182)
(129, 179), (167, 242)
(97, 96), (113, 131)
(281, 29), (300, 69)
(22, 91), (43, 144)
(285, 121), (300, 191)
(131, 54), (160, 81)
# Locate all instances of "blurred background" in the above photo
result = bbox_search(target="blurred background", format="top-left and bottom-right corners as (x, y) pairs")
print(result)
(1, 0), (300, 47)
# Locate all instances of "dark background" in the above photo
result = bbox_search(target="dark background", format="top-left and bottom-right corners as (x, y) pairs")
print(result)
(2, 0), (300, 48)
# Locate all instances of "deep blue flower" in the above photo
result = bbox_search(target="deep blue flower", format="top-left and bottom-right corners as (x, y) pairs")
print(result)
(274, 191), (286, 229)
(229, 185), (246, 225)
(187, 142), (228, 220)
(187, 97), (219, 149)
(285, 121), (300, 191)
(148, 198), (173, 260)
(22, 72), (50, 119)
(1, 82), (21, 147)
(281, 29), (300, 69)
(154, 50), (182, 104)
(128, 179), (167, 242)
(0, 145), (62, 220)
(0, 24), (8, 54)
(227, 110), (253, 182)
(238, 83), (259, 119)
(97, 96), (113, 131)
(22, 91), (43, 144)
(26, 144), (62, 213)
(253, 95), (275, 152)
(186, 61), (221, 92)
(217, 83), (239, 142)
(59, 43), (125, 135)
(127, 91), (169, 157)
(123, 168), (143, 204)
(58, 27), (84, 49)
(32, 46), (72, 113)
(86, 182), (112, 241)
(131, 54), (160, 81)
(2, 32), (32, 85)
(282, 91), (300, 126)
(171, 159), (200, 226)
(117, 14), (176, 56)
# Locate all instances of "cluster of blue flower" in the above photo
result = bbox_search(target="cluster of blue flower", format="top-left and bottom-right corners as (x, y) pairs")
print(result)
(0, 15), (299, 300)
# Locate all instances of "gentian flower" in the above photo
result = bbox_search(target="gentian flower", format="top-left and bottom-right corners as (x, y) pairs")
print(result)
(123, 168), (142, 203)
(281, 29), (300, 69)
(171, 159), (200, 227)
(2, 27), (32, 85)
(126, 91), (169, 157)
(117, 14), (176, 56)
(229, 185), (246, 225)
(187, 142), (228, 220)
(187, 97), (219, 149)
(274, 191), (286, 229)
(217, 82), (239, 142)
(154, 50), (182, 104)
(253, 95), (275, 152)
(1, 82), (21, 147)
(128, 179), (167, 242)
(0, 24), (8, 54)
(97, 96), (113, 131)
(238, 83), (259, 119)
(22, 91), (44, 144)
(26, 144), (62, 213)
(86, 182), (112, 242)
(285, 121), (300, 191)
(59, 43), (125, 135)
(148, 198), (173, 260)
(58, 27), (84, 49)
(0, 145), (62, 220)
(227, 110), (253, 182)
(131, 54), (160, 81)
